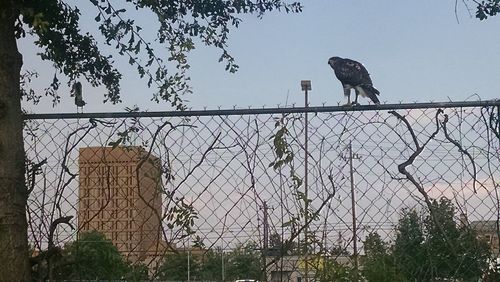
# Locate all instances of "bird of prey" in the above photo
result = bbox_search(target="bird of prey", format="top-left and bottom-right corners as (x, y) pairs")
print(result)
(328, 57), (380, 105)
(70, 81), (86, 112)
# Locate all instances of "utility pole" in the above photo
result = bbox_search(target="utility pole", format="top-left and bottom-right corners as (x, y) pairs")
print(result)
(348, 141), (360, 280)
(262, 201), (269, 280)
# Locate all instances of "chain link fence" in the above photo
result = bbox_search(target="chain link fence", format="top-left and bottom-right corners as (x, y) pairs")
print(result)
(25, 101), (500, 281)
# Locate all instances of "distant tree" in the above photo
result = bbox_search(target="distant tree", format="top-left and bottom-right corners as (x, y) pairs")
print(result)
(269, 232), (284, 255)
(199, 248), (223, 281)
(361, 232), (401, 282)
(314, 257), (354, 282)
(51, 231), (129, 280)
(269, 232), (298, 256)
(455, 224), (492, 281)
(393, 208), (427, 280)
(424, 197), (490, 281)
(155, 251), (200, 281)
(364, 232), (387, 256)
(155, 242), (263, 281)
(329, 244), (350, 256)
(225, 242), (262, 281)
(362, 198), (490, 281)
(311, 242), (352, 281)
(124, 262), (150, 282)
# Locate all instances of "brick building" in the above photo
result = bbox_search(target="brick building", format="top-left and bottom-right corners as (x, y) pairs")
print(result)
(77, 146), (165, 261)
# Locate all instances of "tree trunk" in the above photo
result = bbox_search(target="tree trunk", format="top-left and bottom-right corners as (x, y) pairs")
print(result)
(0, 3), (30, 282)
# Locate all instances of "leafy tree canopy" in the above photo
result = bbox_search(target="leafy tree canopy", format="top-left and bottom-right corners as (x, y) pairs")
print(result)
(269, 232), (299, 256)
(423, 197), (490, 280)
(361, 198), (491, 282)
(314, 258), (354, 282)
(393, 208), (427, 280)
(225, 241), (262, 281)
(475, 0), (500, 20)
(51, 231), (138, 280)
(198, 248), (223, 281)
(155, 241), (261, 281)
(11, 0), (302, 108)
(155, 251), (199, 281)
(362, 232), (402, 282)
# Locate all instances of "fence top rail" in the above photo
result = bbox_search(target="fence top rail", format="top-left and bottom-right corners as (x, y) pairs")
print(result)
(23, 100), (500, 120)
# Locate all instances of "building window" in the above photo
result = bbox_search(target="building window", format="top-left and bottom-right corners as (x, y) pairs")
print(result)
(117, 199), (126, 208)
(126, 165), (133, 175)
(112, 175), (119, 186)
(82, 199), (89, 209)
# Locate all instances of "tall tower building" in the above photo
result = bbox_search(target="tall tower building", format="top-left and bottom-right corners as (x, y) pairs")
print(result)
(77, 146), (164, 261)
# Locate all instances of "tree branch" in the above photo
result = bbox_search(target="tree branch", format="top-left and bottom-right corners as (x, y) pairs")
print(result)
(441, 113), (478, 193)
(389, 109), (458, 257)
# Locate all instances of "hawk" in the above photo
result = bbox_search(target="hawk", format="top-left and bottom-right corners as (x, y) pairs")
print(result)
(328, 57), (380, 105)
(70, 81), (86, 112)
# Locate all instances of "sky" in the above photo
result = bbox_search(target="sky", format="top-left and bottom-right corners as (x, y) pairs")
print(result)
(18, 0), (500, 113)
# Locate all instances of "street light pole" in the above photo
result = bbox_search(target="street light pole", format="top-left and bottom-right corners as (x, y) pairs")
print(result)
(300, 80), (311, 281)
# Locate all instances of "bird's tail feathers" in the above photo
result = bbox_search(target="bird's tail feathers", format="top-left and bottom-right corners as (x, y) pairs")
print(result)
(360, 85), (380, 104)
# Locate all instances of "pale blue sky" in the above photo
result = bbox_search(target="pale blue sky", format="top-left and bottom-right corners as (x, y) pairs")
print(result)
(19, 0), (500, 113)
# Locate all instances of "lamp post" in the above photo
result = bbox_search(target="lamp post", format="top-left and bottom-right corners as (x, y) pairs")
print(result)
(300, 80), (311, 281)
